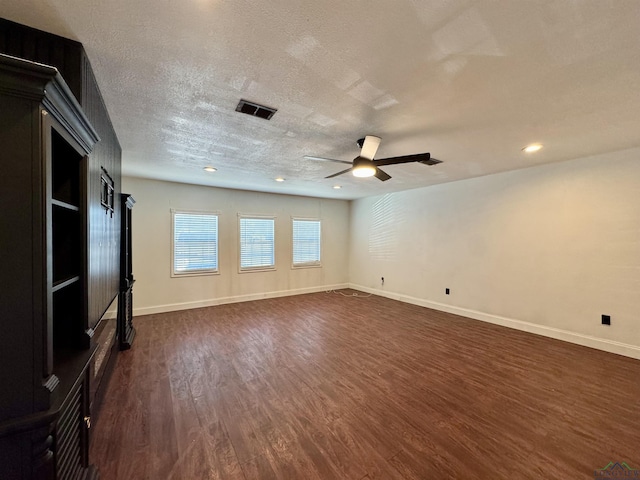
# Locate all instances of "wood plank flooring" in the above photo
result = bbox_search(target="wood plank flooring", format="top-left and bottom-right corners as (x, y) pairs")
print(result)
(91, 290), (640, 479)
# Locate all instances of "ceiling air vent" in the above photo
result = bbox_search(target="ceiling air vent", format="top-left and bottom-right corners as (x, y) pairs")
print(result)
(236, 99), (277, 120)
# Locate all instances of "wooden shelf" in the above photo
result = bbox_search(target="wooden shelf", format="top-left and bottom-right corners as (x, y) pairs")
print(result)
(52, 275), (80, 293)
(52, 199), (79, 212)
(51, 344), (97, 410)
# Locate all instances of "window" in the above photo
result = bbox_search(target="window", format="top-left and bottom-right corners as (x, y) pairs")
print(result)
(172, 210), (218, 276)
(292, 218), (321, 267)
(239, 216), (275, 271)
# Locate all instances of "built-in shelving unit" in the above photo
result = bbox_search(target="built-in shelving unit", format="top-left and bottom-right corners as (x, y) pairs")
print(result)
(0, 53), (99, 480)
(0, 18), (124, 480)
(50, 125), (88, 360)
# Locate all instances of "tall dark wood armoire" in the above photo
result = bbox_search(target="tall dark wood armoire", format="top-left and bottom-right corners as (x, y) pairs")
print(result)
(118, 194), (136, 350)
(0, 54), (99, 480)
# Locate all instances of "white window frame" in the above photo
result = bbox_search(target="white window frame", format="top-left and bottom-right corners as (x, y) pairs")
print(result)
(291, 217), (322, 269)
(171, 209), (220, 277)
(238, 214), (276, 273)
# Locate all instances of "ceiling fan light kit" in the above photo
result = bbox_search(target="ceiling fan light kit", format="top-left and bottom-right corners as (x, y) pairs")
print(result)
(522, 143), (543, 153)
(305, 135), (443, 183)
(352, 157), (376, 177)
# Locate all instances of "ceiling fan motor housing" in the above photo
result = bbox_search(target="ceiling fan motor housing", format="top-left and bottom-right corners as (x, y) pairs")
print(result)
(352, 156), (376, 177)
(353, 156), (375, 168)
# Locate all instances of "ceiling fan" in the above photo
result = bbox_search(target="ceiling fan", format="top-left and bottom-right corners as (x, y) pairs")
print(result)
(304, 135), (442, 181)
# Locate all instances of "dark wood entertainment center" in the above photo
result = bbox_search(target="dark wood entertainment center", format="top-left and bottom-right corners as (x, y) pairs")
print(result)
(0, 19), (131, 479)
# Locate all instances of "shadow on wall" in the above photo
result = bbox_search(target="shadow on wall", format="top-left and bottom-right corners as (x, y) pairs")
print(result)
(369, 194), (406, 261)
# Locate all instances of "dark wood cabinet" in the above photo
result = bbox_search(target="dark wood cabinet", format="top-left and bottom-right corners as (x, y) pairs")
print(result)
(55, 370), (93, 480)
(0, 19), (124, 480)
(118, 194), (136, 350)
(0, 54), (99, 480)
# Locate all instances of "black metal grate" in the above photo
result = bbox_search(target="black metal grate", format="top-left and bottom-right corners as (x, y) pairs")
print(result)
(235, 99), (277, 120)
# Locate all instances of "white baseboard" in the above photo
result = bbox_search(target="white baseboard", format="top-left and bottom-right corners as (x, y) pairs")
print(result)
(350, 283), (640, 360)
(132, 283), (350, 316)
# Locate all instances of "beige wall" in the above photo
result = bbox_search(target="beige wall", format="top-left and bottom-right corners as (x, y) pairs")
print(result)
(122, 177), (349, 315)
(123, 149), (640, 359)
(349, 148), (640, 358)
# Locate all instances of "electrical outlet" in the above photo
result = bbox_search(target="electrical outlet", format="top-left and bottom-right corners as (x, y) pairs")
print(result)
(602, 314), (611, 326)
(445, 288), (450, 295)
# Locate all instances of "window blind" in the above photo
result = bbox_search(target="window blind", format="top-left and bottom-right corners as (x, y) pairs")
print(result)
(173, 212), (218, 275)
(292, 219), (321, 266)
(239, 217), (275, 270)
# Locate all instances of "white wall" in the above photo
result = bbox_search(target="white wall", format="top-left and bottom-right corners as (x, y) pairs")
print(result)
(122, 177), (349, 315)
(349, 148), (640, 359)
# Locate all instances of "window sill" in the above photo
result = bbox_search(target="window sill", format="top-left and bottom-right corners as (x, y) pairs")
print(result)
(171, 270), (220, 278)
(238, 266), (276, 274)
(291, 263), (322, 270)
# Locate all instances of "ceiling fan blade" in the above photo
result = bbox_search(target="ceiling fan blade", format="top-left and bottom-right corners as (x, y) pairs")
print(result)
(374, 168), (391, 181)
(422, 157), (443, 166)
(304, 155), (352, 165)
(360, 135), (381, 160)
(374, 152), (439, 166)
(325, 167), (353, 179)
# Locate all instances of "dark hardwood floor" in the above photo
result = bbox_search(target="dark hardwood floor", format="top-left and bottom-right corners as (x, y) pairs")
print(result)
(91, 290), (640, 479)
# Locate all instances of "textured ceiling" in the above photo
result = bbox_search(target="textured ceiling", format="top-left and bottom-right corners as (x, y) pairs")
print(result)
(3, 0), (640, 199)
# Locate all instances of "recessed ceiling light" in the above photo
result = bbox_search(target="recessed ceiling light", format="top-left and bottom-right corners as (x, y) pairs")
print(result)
(203, 166), (217, 172)
(522, 143), (543, 153)
(333, 185), (342, 189)
(275, 177), (285, 182)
